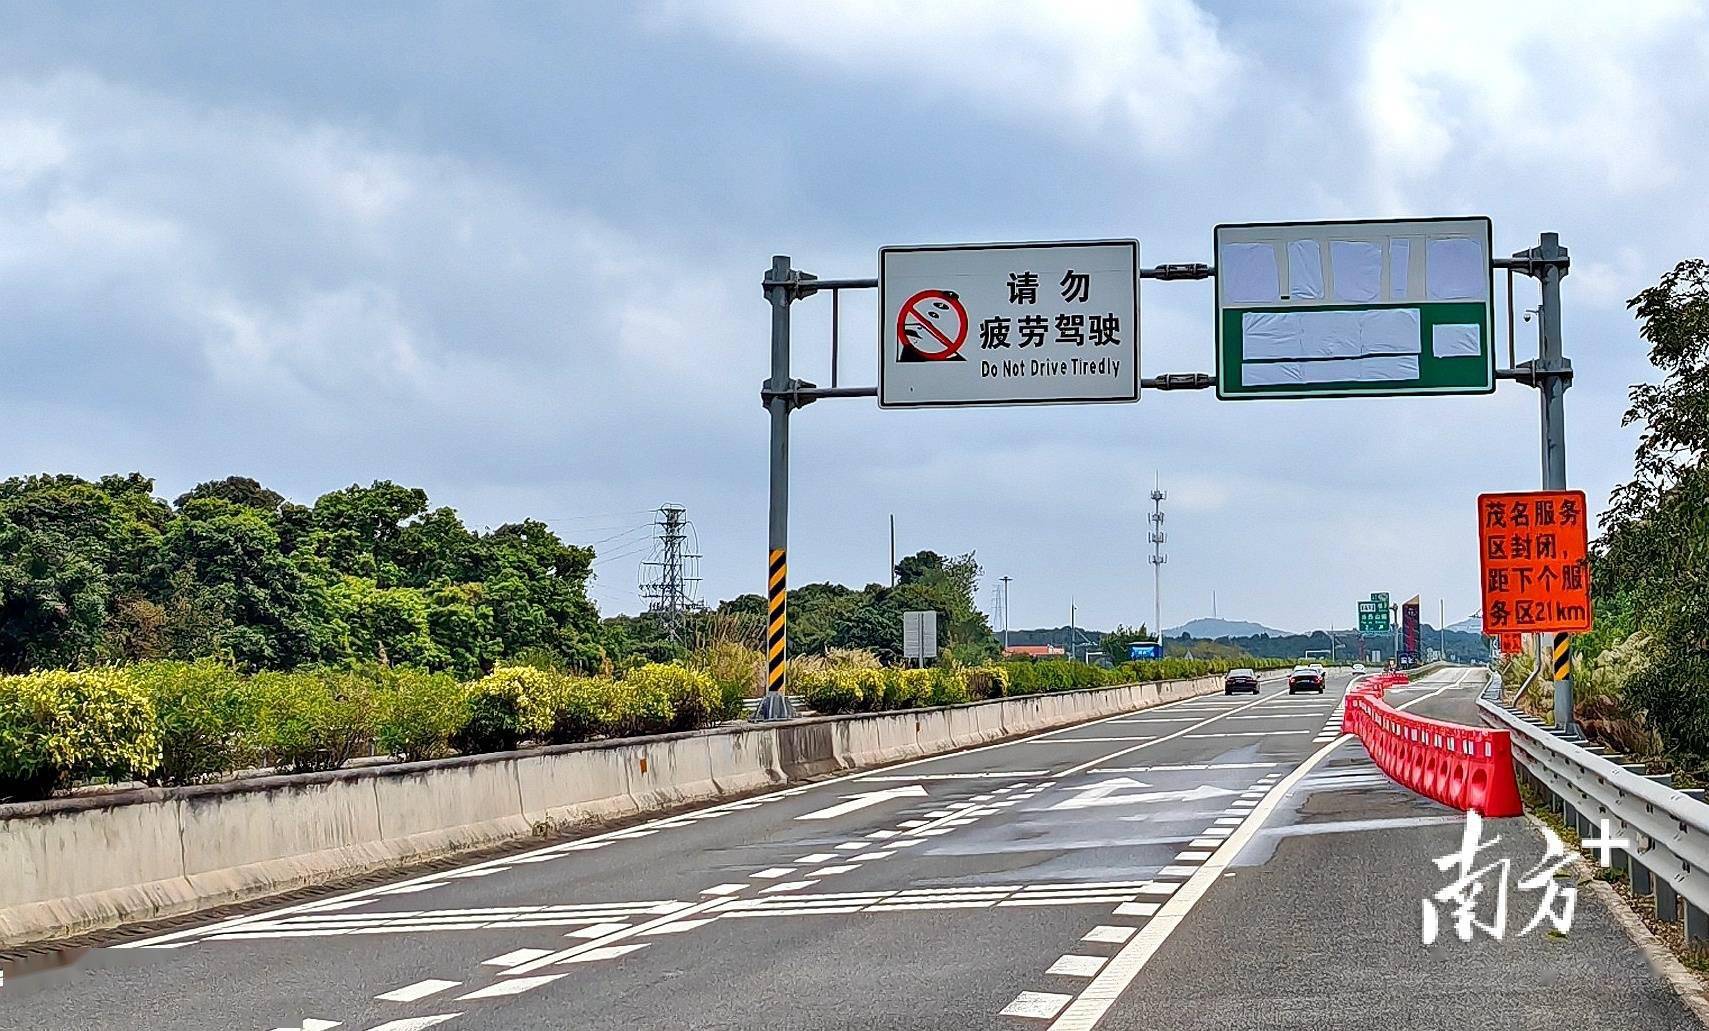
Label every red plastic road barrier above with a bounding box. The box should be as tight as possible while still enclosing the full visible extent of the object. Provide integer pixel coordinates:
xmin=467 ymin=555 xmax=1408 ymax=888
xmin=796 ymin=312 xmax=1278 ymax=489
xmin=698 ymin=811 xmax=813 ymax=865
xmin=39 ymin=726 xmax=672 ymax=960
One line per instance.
xmin=1341 ymin=675 xmax=1522 ymax=818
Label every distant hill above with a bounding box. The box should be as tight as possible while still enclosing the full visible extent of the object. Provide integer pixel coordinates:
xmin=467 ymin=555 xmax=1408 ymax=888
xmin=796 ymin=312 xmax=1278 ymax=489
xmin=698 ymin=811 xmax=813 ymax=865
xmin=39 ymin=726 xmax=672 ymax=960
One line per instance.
xmin=1164 ymin=617 xmax=1293 ymax=639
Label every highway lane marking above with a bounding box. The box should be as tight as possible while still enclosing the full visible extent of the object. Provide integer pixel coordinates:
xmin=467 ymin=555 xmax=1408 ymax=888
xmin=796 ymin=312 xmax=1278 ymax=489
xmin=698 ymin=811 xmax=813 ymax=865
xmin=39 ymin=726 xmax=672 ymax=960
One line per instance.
xmin=1003 ymin=991 xmax=1073 ymax=1019
xmin=119 ymin=683 xmax=1266 ymax=951
xmin=1083 ymin=925 xmax=1135 ymax=944
xmin=457 ymin=973 xmax=566 ymax=999
xmin=1048 ymin=955 xmax=1108 ymax=977
xmin=375 ymin=980 xmax=460 ymax=1003
xmin=1043 ymin=686 xmax=1359 ymax=1031
xmin=795 ymin=784 xmax=929 ymax=820
xmin=481 ymin=948 xmax=551 ymax=968
xmin=365 ymin=1018 xmax=460 ymax=1031
xmin=1180 ymin=730 xmax=1314 ymax=739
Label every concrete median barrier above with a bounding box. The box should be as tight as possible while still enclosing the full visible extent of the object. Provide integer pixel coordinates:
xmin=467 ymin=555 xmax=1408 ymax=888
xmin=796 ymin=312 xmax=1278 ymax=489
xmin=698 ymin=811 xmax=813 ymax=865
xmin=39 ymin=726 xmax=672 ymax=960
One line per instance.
xmin=0 ymin=670 xmax=1235 ymax=947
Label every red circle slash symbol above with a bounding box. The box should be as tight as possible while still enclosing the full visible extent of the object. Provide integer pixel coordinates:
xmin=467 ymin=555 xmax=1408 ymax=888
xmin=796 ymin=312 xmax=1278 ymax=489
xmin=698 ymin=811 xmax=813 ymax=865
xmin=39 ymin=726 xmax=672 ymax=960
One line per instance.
xmin=896 ymin=289 xmax=968 ymax=362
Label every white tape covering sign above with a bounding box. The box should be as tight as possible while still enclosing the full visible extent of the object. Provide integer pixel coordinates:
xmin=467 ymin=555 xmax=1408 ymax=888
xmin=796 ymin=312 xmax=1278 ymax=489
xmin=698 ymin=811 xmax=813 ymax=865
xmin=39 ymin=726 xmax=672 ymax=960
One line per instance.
xmin=1214 ymin=217 xmax=1495 ymax=399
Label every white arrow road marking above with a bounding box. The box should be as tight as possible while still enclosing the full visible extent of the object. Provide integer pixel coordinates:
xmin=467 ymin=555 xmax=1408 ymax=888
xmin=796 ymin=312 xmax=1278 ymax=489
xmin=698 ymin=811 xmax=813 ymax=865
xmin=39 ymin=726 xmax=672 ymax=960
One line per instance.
xmin=795 ymin=784 xmax=928 ymax=820
xmin=269 ymin=1021 xmax=340 ymax=1031
xmin=1048 ymin=781 xmax=1237 ymax=811
xmin=364 ymin=1017 xmax=459 ymax=1030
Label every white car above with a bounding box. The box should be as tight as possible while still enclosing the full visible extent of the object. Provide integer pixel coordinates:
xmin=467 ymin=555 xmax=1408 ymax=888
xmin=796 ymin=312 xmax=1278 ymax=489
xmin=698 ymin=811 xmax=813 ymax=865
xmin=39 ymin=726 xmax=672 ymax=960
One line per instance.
xmin=1352 ymin=663 xmax=1367 ymax=675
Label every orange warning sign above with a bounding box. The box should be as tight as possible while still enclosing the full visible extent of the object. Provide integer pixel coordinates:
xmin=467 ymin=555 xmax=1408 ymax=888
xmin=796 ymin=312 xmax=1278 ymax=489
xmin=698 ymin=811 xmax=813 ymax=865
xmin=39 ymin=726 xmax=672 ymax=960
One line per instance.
xmin=1498 ymin=632 xmax=1522 ymax=655
xmin=1477 ymin=490 xmax=1592 ymax=635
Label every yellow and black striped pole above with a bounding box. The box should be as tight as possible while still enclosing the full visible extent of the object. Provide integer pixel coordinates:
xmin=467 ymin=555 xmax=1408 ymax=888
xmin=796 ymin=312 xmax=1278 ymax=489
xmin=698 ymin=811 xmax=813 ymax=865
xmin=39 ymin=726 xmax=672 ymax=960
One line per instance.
xmin=1551 ymin=632 xmax=1572 ymax=684
xmin=766 ymin=548 xmax=787 ymax=695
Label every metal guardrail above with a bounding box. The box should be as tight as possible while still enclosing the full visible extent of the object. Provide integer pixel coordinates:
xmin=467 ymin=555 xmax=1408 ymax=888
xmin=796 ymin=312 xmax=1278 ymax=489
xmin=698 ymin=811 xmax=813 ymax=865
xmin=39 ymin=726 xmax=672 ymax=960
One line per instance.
xmin=1478 ymin=681 xmax=1709 ymax=942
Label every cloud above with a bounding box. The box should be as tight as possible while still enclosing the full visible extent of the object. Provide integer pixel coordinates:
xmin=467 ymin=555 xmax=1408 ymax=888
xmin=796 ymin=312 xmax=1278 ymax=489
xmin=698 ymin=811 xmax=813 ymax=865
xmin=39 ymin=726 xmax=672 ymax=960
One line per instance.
xmin=0 ymin=70 xmax=761 ymax=499
xmin=1359 ymin=1 xmax=1709 ymax=193
xmin=666 ymin=0 xmax=1243 ymax=154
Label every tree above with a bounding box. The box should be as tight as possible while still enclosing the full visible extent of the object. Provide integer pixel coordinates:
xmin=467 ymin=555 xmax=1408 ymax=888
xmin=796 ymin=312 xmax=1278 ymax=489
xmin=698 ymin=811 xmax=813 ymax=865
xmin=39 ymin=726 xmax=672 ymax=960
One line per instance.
xmin=174 ymin=476 xmax=284 ymax=513
xmin=1099 ymin=623 xmax=1153 ymax=663
xmin=1593 ymin=259 xmax=1709 ymax=766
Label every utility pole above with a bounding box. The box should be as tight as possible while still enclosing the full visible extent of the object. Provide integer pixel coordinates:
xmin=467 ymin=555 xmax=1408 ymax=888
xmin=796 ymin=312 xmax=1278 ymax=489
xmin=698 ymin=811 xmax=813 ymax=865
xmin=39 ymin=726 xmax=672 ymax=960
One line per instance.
xmin=757 ymin=255 xmax=797 ymax=721
xmin=1069 ymin=600 xmax=1077 ymax=662
xmin=1533 ymin=233 xmax=1574 ymax=732
xmin=639 ymin=503 xmax=701 ymax=639
xmin=889 ymin=514 xmax=896 ymax=589
xmin=1439 ymin=598 xmax=1445 ymax=661
xmin=1000 ymin=575 xmax=1012 ymax=653
xmin=1148 ymin=474 xmax=1167 ymax=644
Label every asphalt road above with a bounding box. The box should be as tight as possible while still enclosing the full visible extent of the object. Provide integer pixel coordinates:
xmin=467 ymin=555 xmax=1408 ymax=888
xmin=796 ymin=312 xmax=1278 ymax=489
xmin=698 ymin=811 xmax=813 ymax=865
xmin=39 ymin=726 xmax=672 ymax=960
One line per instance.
xmin=3 ymin=667 xmax=1697 ymax=1030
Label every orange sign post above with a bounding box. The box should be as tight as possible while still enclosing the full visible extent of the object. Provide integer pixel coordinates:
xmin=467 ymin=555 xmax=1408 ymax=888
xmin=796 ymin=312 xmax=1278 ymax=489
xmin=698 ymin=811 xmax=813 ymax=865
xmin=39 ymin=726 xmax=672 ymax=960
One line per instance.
xmin=1477 ymin=490 xmax=1592 ymax=634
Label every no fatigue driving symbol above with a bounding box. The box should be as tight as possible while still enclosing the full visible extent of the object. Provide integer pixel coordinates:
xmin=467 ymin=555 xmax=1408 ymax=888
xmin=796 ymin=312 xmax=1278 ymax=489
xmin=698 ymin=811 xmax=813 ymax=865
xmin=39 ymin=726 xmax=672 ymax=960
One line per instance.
xmin=896 ymin=289 xmax=968 ymax=362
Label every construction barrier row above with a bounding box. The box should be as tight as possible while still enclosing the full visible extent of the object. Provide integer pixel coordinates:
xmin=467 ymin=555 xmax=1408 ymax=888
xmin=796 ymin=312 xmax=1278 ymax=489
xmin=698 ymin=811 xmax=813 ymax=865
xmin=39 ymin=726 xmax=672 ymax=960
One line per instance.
xmin=1342 ymin=673 xmax=1522 ymax=817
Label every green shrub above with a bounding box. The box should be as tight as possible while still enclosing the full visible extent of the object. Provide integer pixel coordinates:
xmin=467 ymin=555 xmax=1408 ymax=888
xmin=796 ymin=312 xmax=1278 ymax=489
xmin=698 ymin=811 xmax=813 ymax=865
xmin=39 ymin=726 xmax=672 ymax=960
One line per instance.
xmin=453 ymin=666 xmax=554 ymax=754
xmin=964 ymin=665 xmax=1009 ymax=700
xmin=538 ymin=673 xmax=622 ymax=744
xmin=250 ymin=669 xmax=376 ymax=773
xmin=0 ymin=669 xmax=161 ymax=800
xmin=374 ymin=666 xmax=468 ymax=761
xmin=891 ymin=668 xmax=935 ymax=709
xmin=621 ymin=663 xmax=713 ymax=734
xmin=694 ymin=641 xmax=762 ymax=721
xmin=130 ymin=660 xmax=254 ymax=785
xmin=927 ymin=666 xmax=971 ymax=707
xmin=798 ymin=664 xmax=863 ymax=715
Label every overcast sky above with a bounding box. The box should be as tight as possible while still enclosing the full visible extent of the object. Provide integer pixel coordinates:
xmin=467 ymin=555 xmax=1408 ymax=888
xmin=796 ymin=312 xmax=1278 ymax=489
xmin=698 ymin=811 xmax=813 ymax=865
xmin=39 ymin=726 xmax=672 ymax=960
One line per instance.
xmin=0 ymin=2 xmax=1703 ymax=634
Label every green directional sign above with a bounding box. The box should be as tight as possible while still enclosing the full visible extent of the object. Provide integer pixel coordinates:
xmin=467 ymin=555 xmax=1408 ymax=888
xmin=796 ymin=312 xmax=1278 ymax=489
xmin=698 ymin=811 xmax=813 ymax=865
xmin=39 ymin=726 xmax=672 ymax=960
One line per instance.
xmin=1359 ymin=593 xmax=1392 ymax=634
xmin=1215 ymin=217 xmax=1495 ymax=400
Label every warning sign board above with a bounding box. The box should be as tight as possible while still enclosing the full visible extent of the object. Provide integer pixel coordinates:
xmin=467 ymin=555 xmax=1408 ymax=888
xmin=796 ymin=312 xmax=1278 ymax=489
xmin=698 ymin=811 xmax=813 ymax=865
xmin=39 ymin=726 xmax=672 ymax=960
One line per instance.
xmin=1498 ymin=632 xmax=1523 ymax=655
xmin=1477 ymin=490 xmax=1592 ymax=635
xmin=879 ymin=240 xmax=1139 ymax=408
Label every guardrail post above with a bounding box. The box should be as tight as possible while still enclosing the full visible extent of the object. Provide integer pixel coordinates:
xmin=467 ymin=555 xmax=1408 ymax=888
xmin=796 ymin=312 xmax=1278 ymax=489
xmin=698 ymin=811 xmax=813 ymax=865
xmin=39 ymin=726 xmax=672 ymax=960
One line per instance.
xmin=1687 ymin=901 xmax=1709 ymax=944
xmin=1657 ymin=878 xmax=1680 ymax=926
xmin=1631 ymin=857 xmax=1654 ymax=898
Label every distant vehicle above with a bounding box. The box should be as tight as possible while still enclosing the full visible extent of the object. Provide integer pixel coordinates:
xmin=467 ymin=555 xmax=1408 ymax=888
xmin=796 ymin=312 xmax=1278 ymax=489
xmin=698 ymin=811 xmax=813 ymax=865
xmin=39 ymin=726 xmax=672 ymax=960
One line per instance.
xmin=1288 ymin=664 xmax=1326 ymax=694
xmin=1223 ymin=667 xmax=1260 ymax=695
xmin=1309 ymin=662 xmax=1326 ymax=677
xmin=1351 ymin=663 xmax=1367 ymax=675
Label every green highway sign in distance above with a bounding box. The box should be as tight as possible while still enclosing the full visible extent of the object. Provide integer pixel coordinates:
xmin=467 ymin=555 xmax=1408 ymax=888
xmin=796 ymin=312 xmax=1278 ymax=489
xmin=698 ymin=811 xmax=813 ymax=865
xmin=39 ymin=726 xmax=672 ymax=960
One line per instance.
xmin=1214 ymin=217 xmax=1496 ymax=400
xmin=1359 ymin=593 xmax=1392 ymax=633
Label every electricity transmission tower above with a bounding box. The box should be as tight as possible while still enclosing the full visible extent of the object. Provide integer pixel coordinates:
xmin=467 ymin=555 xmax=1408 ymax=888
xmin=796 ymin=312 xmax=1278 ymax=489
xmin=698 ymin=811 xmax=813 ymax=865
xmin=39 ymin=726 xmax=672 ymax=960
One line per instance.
xmin=639 ymin=503 xmax=702 ymax=638
xmin=1148 ymin=475 xmax=1166 ymax=642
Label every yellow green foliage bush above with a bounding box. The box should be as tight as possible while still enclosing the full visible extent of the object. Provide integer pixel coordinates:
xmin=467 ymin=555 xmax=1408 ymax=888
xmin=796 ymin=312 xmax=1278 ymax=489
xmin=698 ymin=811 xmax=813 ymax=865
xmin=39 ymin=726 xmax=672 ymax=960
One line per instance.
xmin=0 ymin=669 xmax=160 ymax=800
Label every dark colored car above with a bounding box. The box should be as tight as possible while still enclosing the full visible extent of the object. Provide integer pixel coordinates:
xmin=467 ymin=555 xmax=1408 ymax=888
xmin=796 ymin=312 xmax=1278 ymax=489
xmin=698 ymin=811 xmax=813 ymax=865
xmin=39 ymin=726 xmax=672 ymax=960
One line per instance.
xmin=1287 ymin=665 xmax=1326 ymax=694
xmin=1224 ymin=667 xmax=1260 ymax=694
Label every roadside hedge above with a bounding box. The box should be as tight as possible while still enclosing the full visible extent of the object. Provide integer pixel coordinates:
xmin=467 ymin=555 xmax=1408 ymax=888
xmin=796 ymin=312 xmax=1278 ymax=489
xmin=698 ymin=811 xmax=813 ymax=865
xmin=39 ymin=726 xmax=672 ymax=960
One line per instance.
xmin=0 ymin=653 xmax=1297 ymax=802
xmin=0 ymin=660 xmax=743 ymax=802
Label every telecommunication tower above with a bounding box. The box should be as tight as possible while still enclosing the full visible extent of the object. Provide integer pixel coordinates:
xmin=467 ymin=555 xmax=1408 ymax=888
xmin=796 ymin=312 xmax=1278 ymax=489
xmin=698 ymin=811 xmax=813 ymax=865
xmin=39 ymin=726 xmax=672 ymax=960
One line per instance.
xmin=1148 ymin=475 xmax=1167 ymax=641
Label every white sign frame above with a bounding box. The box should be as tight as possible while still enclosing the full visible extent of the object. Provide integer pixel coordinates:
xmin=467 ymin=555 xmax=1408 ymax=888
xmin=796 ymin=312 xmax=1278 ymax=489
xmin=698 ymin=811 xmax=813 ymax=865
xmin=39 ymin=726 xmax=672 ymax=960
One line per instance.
xmin=1213 ymin=216 xmax=1495 ymax=400
xmin=879 ymin=239 xmax=1140 ymax=409
xmin=902 ymin=610 xmax=938 ymax=661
